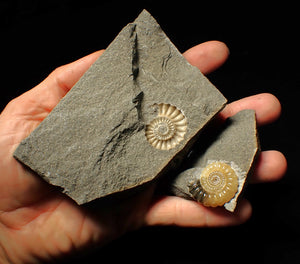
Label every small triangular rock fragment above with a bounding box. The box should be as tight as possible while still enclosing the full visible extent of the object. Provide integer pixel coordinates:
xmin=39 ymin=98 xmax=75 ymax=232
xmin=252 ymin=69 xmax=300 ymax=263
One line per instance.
xmin=13 ymin=10 xmax=227 ymax=204
xmin=171 ymin=110 xmax=260 ymax=212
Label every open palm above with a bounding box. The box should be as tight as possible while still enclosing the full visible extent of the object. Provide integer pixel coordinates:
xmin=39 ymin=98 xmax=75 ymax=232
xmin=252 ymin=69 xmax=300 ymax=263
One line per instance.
xmin=0 ymin=41 xmax=287 ymax=263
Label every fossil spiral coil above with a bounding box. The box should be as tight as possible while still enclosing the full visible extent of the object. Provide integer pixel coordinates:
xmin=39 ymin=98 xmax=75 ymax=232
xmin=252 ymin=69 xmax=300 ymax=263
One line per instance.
xmin=188 ymin=161 xmax=239 ymax=207
xmin=145 ymin=103 xmax=187 ymax=150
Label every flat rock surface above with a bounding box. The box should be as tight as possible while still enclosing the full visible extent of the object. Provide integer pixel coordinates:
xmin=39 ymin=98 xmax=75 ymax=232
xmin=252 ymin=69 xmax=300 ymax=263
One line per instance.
xmin=13 ymin=10 xmax=227 ymax=204
xmin=171 ymin=109 xmax=259 ymax=211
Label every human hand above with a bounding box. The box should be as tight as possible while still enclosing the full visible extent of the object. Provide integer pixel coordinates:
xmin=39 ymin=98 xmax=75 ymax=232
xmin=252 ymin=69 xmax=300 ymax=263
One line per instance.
xmin=0 ymin=41 xmax=287 ymax=263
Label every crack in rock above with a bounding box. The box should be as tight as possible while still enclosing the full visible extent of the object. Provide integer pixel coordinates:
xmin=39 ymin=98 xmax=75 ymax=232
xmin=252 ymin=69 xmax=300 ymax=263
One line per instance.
xmin=96 ymin=106 xmax=144 ymax=170
xmin=97 ymin=26 xmax=145 ymax=170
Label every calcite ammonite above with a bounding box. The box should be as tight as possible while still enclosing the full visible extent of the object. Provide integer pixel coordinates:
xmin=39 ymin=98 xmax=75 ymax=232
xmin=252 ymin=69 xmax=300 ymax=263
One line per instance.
xmin=145 ymin=103 xmax=187 ymax=150
xmin=188 ymin=161 xmax=240 ymax=207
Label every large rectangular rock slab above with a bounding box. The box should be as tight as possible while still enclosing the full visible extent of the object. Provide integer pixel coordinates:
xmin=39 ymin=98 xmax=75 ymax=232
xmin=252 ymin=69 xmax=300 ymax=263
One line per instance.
xmin=13 ymin=10 xmax=227 ymax=204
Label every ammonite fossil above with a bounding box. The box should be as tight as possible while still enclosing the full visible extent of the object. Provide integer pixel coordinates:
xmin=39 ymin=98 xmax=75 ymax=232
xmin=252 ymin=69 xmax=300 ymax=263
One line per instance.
xmin=188 ymin=161 xmax=239 ymax=207
xmin=145 ymin=103 xmax=187 ymax=150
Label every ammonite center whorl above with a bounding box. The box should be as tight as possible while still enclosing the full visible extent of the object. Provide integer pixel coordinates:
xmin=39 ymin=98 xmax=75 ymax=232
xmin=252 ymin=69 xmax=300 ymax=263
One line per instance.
xmin=189 ymin=161 xmax=239 ymax=207
xmin=152 ymin=116 xmax=176 ymax=141
xmin=145 ymin=103 xmax=187 ymax=150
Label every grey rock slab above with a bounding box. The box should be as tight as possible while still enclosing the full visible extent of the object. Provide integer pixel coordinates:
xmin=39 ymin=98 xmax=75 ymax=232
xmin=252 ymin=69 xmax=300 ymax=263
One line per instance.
xmin=171 ymin=109 xmax=260 ymax=212
xmin=13 ymin=10 xmax=227 ymax=205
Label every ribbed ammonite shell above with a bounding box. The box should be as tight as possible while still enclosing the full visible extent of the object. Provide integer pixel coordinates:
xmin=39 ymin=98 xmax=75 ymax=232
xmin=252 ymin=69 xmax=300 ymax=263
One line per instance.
xmin=188 ymin=161 xmax=239 ymax=207
xmin=145 ymin=103 xmax=187 ymax=150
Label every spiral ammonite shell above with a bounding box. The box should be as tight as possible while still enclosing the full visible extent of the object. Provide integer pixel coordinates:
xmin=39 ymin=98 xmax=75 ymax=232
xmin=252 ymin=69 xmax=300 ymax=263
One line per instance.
xmin=188 ymin=161 xmax=239 ymax=207
xmin=145 ymin=103 xmax=187 ymax=150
